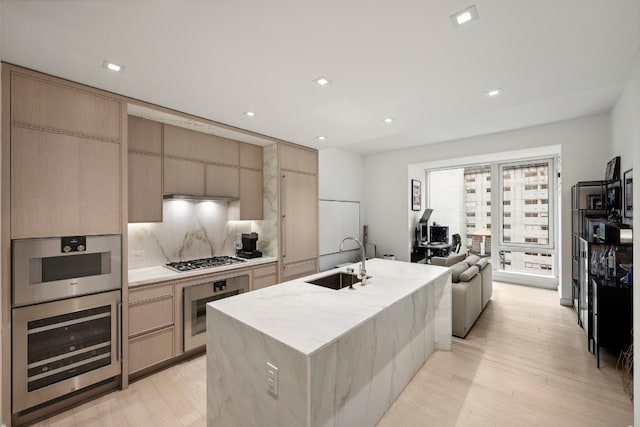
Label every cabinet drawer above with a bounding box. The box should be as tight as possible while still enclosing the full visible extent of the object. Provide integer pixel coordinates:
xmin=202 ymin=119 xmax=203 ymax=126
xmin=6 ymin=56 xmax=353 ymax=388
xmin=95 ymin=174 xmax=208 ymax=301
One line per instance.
xmin=253 ymin=275 xmax=277 ymax=290
xmin=129 ymin=296 xmax=174 ymax=337
xmin=129 ymin=282 xmax=173 ymax=304
xmin=254 ymin=264 xmax=277 ymax=278
xmin=12 ymin=72 xmax=121 ymax=141
xmin=129 ymin=326 xmax=175 ymax=374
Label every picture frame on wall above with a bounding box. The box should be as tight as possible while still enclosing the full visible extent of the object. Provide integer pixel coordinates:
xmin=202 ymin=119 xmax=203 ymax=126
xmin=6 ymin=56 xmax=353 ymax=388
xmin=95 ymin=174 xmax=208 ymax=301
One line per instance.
xmin=411 ymin=179 xmax=421 ymax=211
xmin=605 ymin=156 xmax=621 ymax=181
xmin=624 ymin=169 xmax=632 ymax=218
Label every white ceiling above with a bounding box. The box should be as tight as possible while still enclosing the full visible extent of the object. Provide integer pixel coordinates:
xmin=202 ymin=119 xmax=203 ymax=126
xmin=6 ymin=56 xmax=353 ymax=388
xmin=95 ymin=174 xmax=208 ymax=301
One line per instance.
xmin=1 ymin=0 xmax=639 ymax=155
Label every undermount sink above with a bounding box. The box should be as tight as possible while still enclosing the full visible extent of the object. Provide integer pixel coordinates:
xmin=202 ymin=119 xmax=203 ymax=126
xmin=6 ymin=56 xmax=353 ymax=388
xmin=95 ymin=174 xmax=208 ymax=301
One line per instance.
xmin=305 ymin=272 xmax=361 ymax=290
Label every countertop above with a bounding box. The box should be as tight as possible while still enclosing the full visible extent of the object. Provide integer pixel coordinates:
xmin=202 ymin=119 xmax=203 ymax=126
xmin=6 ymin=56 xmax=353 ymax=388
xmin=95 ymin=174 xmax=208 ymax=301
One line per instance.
xmin=208 ymin=258 xmax=449 ymax=355
xmin=128 ymin=256 xmax=278 ymax=287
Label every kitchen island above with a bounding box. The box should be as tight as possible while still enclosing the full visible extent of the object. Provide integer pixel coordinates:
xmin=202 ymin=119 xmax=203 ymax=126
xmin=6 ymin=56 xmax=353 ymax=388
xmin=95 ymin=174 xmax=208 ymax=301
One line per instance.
xmin=206 ymin=258 xmax=452 ymax=427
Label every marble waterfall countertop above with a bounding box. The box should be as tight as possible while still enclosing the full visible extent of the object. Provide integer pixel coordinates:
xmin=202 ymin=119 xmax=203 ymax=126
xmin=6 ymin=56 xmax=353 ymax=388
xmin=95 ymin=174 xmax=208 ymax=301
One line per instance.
xmin=127 ymin=256 xmax=277 ymax=287
xmin=207 ymin=258 xmax=452 ymax=427
xmin=209 ymin=258 xmax=450 ymax=355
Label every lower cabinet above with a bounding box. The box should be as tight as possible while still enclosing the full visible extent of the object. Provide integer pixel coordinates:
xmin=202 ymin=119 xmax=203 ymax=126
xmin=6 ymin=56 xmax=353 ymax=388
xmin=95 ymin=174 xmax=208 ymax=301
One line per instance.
xmin=129 ymin=327 xmax=175 ymax=374
xmin=128 ymin=282 xmax=176 ymax=375
xmin=252 ymin=263 xmax=278 ymax=290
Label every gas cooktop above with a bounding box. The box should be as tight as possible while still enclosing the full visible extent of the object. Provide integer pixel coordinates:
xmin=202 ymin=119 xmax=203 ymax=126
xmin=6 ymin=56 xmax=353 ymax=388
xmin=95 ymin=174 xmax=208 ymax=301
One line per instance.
xmin=164 ymin=256 xmax=246 ymax=272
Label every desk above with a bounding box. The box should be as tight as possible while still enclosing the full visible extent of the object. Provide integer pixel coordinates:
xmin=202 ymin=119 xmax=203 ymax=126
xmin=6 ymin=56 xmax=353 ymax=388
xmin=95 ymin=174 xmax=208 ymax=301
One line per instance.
xmin=416 ymin=241 xmax=451 ymax=263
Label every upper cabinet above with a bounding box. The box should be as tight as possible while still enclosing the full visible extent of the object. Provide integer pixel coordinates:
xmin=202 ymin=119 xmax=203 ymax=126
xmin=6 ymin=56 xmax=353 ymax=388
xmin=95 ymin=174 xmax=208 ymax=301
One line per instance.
xmin=11 ymin=73 xmax=121 ymax=141
xmin=229 ymin=144 xmax=263 ymax=221
xmin=279 ymin=143 xmax=317 ymax=175
xmin=164 ymin=125 xmax=239 ymax=166
xmin=128 ymin=116 xmax=163 ymax=223
xmin=9 ymin=69 xmax=123 ymax=238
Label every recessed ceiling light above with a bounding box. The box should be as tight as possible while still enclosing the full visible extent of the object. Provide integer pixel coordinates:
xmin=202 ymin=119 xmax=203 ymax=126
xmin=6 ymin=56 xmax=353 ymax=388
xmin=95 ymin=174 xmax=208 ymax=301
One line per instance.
xmin=313 ymin=76 xmax=331 ymax=86
xmin=486 ymin=88 xmax=503 ymax=97
xmin=450 ymin=5 xmax=478 ymax=28
xmin=102 ymin=60 xmax=124 ymax=73
xmin=316 ymin=136 xmax=326 ymax=141
xmin=244 ymin=111 xmax=256 ymax=117
xmin=383 ymin=118 xmax=394 ymax=123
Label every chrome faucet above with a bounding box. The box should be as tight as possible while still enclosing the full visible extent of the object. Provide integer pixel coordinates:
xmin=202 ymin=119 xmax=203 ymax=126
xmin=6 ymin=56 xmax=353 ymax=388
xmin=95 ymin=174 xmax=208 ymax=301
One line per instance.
xmin=340 ymin=237 xmax=369 ymax=285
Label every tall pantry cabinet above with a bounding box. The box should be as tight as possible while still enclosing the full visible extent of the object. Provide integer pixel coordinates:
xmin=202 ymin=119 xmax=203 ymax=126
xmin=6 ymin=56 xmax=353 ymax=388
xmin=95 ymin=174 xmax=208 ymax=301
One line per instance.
xmin=278 ymin=143 xmax=319 ymax=281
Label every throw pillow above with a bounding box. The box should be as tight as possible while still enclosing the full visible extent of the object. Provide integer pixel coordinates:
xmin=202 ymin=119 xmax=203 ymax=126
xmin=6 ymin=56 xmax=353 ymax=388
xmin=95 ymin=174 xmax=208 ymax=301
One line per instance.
xmin=466 ymin=254 xmax=481 ymax=265
xmin=475 ymin=258 xmax=488 ymax=269
xmin=459 ymin=265 xmax=480 ymax=282
xmin=450 ymin=262 xmax=469 ymax=283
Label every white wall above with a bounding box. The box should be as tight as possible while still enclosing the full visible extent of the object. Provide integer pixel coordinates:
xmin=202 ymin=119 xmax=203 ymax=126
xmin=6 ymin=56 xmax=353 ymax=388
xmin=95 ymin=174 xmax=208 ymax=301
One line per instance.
xmin=318 ymin=148 xmax=365 ymax=270
xmin=364 ymin=114 xmax=612 ymax=303
xmin=427 ymin=169 xmax=465 ymax=243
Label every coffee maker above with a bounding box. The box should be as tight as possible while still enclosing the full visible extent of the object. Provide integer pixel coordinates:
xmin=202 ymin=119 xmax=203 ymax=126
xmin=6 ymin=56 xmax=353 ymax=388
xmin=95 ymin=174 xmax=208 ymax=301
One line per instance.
xmin=237 ymin=232 xmax=262 ymax=259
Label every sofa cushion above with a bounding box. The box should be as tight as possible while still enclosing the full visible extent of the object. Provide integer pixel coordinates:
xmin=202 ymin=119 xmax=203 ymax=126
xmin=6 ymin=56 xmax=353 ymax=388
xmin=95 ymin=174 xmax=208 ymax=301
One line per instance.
xmin=450 ymin=262 xmax=469 ymax=282
xmin=459 ymin=265 xmax=480 ymax=282
xmin=466 ymin=254 xmax=481 ymax=265
xmin=474 ymin=258 xmax=488 ymax=270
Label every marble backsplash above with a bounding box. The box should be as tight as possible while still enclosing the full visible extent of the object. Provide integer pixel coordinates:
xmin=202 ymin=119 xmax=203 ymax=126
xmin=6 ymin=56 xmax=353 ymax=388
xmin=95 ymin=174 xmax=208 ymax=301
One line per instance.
xmin=128 ymin=143 xmax=279 ymax=270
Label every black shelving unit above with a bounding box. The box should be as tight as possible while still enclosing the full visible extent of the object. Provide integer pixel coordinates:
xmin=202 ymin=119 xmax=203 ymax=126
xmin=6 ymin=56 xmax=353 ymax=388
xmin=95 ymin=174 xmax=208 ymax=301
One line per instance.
xmin=571 ymin=179 xmax=632 ymax=367
xmin=571 ymin=181 xmax=608 ymax=325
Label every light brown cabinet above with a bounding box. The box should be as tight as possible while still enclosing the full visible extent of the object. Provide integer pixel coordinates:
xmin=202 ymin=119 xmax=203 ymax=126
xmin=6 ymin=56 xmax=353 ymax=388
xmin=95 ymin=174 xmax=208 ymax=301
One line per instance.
xmin=205 ymin=164 xmax=239 ymax=198
xmin=128 ymin=115 xmax=162 ymax=154
xmin=240 ymin=143 xmax=264 ymax=169
xmin=279 ymin=144 xmax=319 ymax=281
xmin=164 ymin=157 xmax=205 ymax=196
xmin=11 ymin=126 xmax=121 ymax=238
xmin=128 ymin=116 xmax=163 ymax=223
xmin=280 ymin=143 xmax=317 ymax=175
xmin=9 ymin=70 xmax=123 ymax=239
xmin=11 ymin=72 xmax=121 ymax=141
xmin=252 ymin=263 xmax=278 ymax=290
xmin=230 ymin=168 xmax=263 ymax=220
xmin=128 ymin=282 xmax=175 ymax=375
xmin=164 ymin=124 xmax=239 ymax=165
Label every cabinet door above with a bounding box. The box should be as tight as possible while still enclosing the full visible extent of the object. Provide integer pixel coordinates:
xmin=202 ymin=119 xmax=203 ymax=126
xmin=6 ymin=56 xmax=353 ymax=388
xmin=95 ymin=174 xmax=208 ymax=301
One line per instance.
xmin=240 ymin=143 xmax=263 ymax=169
xmin=164 ymin=157 xmax=205 ymax=196
xmin=128 ymin=115 xmax=162 ymax=154
xmin=205 ymin=164 xmax=239 ymax=198
xmin=281 ymin=171 xmax=318 ymax=264
xmin=12 ymin=72 xmax=121 ymax=141
xmin=129 ymin=152 xmax=162 ymax=222
xmin=229 ymin=168 xmax=263 ymax=220
xmin=164 ymin=124 xmax=239 ymax=165
xmin=279 ymin=144 xmax=317 ymax=174
xmin=11 ymin=126 xmax=121 ymax=238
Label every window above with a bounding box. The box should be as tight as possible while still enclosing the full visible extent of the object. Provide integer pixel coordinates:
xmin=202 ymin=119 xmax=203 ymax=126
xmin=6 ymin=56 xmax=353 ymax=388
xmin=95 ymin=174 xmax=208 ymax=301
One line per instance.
xmin=466 ymin=189 xmax=476 ymax=194
xmin=525 ymin=200 xmax=537 ymax=205
xmin=525 ymin=212 xmax=539 ymax=217
xmin=525 ymin=237 xmax=539 ymax=243
xmin=503 ymin=200 xmax=511 ymax=205
xmin=503 ymin=224 xmax=511 ymax=229
xmin=486 ymin=201 xmax=491 ymax=206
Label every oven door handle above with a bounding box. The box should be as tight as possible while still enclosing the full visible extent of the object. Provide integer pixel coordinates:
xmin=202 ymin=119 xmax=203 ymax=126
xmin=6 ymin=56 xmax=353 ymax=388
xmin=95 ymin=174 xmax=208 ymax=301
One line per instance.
xmin=116 ymin=301 xmax=122 ymax=363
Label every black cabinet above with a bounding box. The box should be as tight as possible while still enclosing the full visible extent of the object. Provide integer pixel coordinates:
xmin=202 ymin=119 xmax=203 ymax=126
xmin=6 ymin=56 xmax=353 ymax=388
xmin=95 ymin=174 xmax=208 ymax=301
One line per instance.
xmin=591 ymin=278 xmax=633 ymax=367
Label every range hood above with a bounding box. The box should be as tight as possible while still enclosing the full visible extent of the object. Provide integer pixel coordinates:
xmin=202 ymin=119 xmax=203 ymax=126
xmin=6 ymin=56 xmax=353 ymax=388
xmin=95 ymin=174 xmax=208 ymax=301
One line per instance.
xmin=163 ymin=194 xmax=239 ymax=202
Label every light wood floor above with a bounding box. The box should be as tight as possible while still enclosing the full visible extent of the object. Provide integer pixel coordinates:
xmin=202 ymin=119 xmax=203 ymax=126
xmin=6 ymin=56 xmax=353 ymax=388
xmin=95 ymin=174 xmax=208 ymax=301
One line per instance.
xmin=31 ymin=282 xmax=633 ymax=426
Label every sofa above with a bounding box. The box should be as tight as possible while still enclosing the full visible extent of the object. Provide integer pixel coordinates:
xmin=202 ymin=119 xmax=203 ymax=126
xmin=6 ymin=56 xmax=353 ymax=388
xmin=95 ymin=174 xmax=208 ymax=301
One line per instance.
xmin=431 ymin=253 xmax=493 ymax=337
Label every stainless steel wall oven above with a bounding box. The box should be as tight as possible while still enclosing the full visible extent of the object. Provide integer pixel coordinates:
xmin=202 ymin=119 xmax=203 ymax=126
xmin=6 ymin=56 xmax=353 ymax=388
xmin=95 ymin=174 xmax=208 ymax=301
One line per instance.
xmin=12 ymin=235 xmax=121 ymax=307
xmin=183 ymin=274 xmax=249 ymax=352
xmin=11 ymin=235 xmax=122 ymax=414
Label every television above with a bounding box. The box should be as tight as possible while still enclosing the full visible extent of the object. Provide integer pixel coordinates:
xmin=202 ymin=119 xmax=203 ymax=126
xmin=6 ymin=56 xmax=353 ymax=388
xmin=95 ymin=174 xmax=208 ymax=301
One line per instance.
xmin=429 ymin=225 xmax=449 ymax=244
